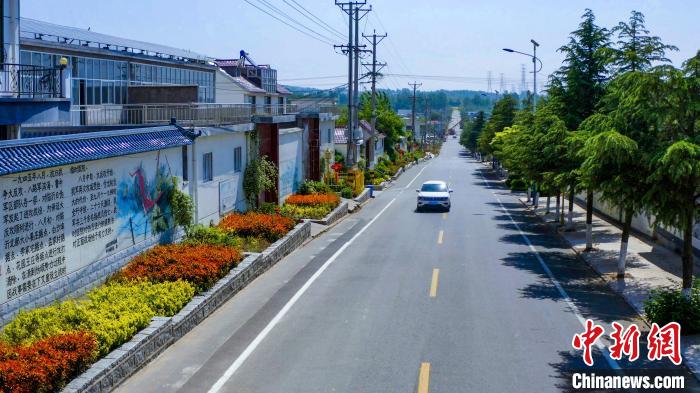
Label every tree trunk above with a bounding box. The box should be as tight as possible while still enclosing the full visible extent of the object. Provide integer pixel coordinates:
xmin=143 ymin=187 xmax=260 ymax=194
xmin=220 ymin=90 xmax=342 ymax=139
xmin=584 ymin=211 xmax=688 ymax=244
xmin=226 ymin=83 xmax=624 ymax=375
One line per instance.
xmin=682 ymin=210 xmax=694 ymax=292
xmin=546 ymin=196 xmax=551 ymax=214
xmin=566 ymin=189 xmax=575 ymax=230
xmin=585 ymin=189 xmax=594 ymax=251
xmin=559 ymin=193 xmax=565 ymax=225
xmin=618 ymin=207 xmax=633 ymax=279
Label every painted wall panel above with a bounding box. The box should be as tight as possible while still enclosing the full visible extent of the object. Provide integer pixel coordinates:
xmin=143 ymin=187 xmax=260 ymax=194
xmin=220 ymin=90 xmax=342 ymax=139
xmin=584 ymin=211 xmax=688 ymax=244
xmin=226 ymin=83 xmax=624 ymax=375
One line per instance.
xmin=278 ymin=128 xmax=303 ymax=203
xmin=0 ymin=147 xmax=182 ymax=304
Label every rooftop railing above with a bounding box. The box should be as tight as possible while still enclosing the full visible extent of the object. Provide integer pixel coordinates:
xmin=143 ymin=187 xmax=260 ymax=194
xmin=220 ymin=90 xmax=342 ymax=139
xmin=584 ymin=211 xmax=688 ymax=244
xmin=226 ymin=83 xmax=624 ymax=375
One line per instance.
xmin=30 ymin=102 xmax=300 ymax=128
xmin=0 ymin=63 xmax=63 ymax=98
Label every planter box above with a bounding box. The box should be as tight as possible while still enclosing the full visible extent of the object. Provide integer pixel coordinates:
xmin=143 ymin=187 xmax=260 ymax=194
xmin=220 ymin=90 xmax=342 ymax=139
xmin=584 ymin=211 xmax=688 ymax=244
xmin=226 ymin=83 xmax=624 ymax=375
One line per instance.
xmin=311 ymin=201 xmax=348 ymax=226
xmin=354 ymin=188 xmax=371 ymax=204
xmin=63 ymin=221 xmax=311 ymax=393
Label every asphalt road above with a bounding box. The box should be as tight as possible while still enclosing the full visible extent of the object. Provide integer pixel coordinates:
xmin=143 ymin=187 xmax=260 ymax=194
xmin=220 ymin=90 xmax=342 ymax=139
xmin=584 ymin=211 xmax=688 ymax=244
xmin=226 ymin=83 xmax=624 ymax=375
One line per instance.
xmin=118 ymin=113 xmax=699 ymax=393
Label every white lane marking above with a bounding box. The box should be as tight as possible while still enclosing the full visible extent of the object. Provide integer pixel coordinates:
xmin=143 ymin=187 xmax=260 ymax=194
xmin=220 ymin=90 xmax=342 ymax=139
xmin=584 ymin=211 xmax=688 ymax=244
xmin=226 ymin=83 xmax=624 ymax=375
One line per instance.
xmin=405 ymin=164 xmax=430 ymax=189
xmin=207 ymin=197 xmax=398 ymax=393
xmin=477 ymin=169 xmax=621 ymax=371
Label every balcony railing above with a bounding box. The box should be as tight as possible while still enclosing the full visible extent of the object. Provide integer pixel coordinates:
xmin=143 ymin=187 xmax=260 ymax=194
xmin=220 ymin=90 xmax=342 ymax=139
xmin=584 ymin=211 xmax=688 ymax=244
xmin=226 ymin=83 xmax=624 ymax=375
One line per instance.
xmin=252 ymin=103 xmax=298 ymax=116
xmin=295 ymin=102 xmax=339 ymax=115
xmin=0 ymin=63 xmax=63 ymax=98
xmin=30 ymin=102 xmax=300 ymax=128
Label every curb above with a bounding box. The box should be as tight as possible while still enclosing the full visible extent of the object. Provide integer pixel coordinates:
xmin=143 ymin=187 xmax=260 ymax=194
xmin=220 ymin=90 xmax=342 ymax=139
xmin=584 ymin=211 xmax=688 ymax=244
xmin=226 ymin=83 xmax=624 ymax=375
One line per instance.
xmin=310 ymin=201 xmax=349 ymax=226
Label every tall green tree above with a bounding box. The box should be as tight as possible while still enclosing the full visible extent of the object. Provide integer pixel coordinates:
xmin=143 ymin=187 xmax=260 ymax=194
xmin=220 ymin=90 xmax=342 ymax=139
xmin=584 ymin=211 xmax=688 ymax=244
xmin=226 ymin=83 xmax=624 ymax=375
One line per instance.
xmin=609 ymin=10 xmax=678 ymax=75
xmin=646 ymin=52 xmax=700 ymax=292
xmin=577 ymin=11 xmax=678 ymax=273
xmin=548 ymin=9 xmax=611 ymax=131
xmin=358 ymin=91 xmax=406 ymax=160
xmin=477 ymin=95 xmax=518 ymax=156
xmin=547 ymin=9 xmax=611 ymax=245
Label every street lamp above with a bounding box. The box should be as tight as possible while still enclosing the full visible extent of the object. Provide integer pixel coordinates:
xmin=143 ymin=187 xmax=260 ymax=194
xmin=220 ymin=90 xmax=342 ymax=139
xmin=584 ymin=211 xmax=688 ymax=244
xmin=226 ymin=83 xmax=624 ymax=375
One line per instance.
xmin=502 ymin=40 xmax=542 ymax=111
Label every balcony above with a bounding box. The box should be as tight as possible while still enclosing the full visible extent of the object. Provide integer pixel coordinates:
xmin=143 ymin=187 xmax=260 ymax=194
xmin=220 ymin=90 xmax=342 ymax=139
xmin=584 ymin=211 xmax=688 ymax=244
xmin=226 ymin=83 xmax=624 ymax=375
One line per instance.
xmin=0 ymin=63 xmax=63 ymax=98
xmin=0 ymin=63 xmax=70 ymax=129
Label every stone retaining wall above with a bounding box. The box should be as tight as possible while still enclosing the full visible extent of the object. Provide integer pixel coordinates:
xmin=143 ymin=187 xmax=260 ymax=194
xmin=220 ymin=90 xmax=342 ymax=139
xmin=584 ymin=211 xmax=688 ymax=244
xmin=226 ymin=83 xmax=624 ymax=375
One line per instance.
xmin=63 ymin=221 xmax=311 ymax=393
xmin=311 ymin=201 xmax=348 ymax=226
xmin=354 ymin=188 xmax=371 ymax=204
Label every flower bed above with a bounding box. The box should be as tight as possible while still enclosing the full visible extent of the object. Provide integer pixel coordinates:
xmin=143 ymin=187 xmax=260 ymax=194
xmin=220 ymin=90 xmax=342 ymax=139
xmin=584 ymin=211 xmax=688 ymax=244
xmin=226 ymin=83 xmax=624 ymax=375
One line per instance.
xmin=0 ymin=331 xmax=97 ymax=393
xmin=281 ymin=193 xmax=341 ymax=219
xmin=218 ymin=212 xmax=296 ymax=242
xmin=285 ymin=193 xmax=340 ymax=208
xmin=2 ymin=280 xmax=195 ymax=356
xmin=113 ymin=244 xmax=241 ymax=292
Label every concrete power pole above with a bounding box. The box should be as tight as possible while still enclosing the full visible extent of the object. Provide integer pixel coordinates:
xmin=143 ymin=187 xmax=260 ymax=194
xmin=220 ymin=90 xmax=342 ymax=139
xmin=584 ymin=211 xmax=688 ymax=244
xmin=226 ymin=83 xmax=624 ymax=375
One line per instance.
xmin=362 ymin=30 xmax=387 ymax=163
xmin=335 ymin=1 xmax=369 ymax=167
xmin=408 ymin=82 xmax=421 ymax=151
xmin=352 ymin=3 xmax=370 ymax=166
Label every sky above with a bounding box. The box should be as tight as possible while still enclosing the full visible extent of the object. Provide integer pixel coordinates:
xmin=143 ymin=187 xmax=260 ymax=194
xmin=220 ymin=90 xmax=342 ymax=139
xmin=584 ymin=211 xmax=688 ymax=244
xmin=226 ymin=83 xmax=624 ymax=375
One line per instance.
xmin=22 ymin=0 xmax=700 ymax=92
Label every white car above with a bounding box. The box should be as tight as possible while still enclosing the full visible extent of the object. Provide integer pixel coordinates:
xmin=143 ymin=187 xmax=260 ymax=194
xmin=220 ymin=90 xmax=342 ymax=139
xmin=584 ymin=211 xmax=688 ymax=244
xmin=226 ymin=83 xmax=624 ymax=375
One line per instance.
xmin=416 ymin=180 xmax=452 ymax=211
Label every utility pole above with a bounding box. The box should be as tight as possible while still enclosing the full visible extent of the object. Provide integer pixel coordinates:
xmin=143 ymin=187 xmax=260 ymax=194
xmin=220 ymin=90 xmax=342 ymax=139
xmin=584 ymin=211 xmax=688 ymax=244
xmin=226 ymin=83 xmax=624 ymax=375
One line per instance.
xmin=408 ymin=82 xmax=421 ymax=152
xmin=335 ymin=1 xmax=369 ymax=167
xmin=352 ymin=3 xmax=370 ymax=166
xmin=424 ymin=97 xmax=431 ymax=150
xmin=362 ymin=29 xmax=387 ymax=163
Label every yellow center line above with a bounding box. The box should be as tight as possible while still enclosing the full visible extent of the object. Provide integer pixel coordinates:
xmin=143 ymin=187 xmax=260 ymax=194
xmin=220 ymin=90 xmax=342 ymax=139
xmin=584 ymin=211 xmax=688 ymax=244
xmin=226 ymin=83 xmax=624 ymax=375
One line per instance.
xmin=418 ymin=362 xmax=431 ymax=393
xmin=429 ymin=268 xmax=439 ymax=298
xmin=442 ymin=213 xmax=447 ymax=220
xmin=437 ymin=230 xmax=444 ymax=244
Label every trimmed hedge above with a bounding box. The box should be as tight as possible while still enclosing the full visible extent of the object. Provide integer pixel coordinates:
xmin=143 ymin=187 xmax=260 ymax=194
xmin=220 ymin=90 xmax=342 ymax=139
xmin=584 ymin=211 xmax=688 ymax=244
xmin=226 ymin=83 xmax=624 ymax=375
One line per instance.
xmin=0 ymin=331 xmax=97 ymax=393
xmin=279 ymin=204 xmax=330 ymax=220
xmin=218 ymin=212 xmax=295 ymax=242
xmin=1 ymin=280 xmax=195 ymax=356
xmin=114 ymin=244 xmax=240 ymax=292
xmin=285 ymin=193 xmax=340 ymax=209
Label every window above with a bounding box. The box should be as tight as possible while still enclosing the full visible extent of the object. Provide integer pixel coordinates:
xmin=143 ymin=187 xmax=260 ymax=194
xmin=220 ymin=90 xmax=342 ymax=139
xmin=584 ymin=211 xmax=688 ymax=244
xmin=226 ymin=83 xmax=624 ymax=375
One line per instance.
xmin=420 ymin=183 xmax=447 ymax=192
xmin=234 ymin=147 xmax=242 ymax=173
xmin=203 ymin=152 xmax=213 ymax=182
xmin=182 ymin=146 xmax=189 ymax=181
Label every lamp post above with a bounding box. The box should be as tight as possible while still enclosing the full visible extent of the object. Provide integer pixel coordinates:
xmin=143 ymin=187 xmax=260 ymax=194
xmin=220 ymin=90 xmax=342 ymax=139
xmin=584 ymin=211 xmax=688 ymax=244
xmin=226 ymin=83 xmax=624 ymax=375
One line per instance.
xmin=502 ymin=40 xmax=542 ymax=112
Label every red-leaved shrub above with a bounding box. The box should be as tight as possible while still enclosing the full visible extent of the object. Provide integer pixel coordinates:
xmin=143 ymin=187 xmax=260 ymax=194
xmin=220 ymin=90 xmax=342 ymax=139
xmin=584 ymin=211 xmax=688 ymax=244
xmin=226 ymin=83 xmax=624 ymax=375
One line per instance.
xmin=285 ymin=193 xmax=340 ymax=208
xmin=0 ymin=331 xmax=97 ymax=393
xmin=218 ymin=212 xmax=295 ymax=241
xmin=113 ymin=244 xmax=240 ymax=291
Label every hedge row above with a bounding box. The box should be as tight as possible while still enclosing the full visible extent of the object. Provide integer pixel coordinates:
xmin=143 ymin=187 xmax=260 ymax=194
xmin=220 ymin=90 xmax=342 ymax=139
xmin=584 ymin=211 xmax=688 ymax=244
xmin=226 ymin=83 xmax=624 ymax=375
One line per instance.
xmin=218 ymin=212 xmax=295 ymax=242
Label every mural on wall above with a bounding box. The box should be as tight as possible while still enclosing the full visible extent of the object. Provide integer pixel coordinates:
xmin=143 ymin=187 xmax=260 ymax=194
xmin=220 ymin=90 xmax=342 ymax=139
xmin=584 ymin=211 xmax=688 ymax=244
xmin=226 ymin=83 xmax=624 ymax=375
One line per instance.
xmin=0 ymin=148 xmax=182 ymax=304
xmin=116 ymin=153 xmax=175 ymax=245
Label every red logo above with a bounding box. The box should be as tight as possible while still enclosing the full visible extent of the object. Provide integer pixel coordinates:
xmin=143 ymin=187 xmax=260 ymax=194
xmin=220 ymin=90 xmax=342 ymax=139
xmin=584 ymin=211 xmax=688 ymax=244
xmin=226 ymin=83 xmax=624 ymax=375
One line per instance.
xmin=609 ymin=322 xmax=641 ymax=362
xmin=572 ymin=320 xmax=682 ymax=366
xmin=572 ymin=319 xmax=605 ymax=366
xmin=648 ymin=322 xmax=682 ymax=365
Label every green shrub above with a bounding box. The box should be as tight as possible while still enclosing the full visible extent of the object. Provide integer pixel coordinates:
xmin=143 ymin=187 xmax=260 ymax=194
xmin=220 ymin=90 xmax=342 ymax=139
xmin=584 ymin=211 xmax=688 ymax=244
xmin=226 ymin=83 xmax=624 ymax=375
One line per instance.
xmin=644 ymin=286 xmax=700 ymax=334
xmin=1 ymin=280 xmax=195 ymax=355
xmin=509 ymin=178 xmax=528 ymax=191
xmin=341 ymin=187 xmax=353 ymax=199
xmin=184 ymin=224 xmax=239 ymax=248
xmin=298 ymin=180 xmax=333 ymax=195
xmin=279 ymin=204 xmax=331 ymax=219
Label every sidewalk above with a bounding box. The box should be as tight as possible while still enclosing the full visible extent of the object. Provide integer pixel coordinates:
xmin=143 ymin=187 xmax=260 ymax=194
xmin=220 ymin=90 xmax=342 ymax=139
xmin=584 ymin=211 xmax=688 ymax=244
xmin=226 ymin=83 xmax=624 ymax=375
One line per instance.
xmin=517 ymin=195 xmax=700 ymax=380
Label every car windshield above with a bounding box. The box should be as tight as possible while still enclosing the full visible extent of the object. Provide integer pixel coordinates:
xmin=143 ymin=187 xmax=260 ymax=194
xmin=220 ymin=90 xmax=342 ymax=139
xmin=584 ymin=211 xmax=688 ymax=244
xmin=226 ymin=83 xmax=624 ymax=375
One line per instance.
xmin=421 ymin=183 xmax=447 ymax=192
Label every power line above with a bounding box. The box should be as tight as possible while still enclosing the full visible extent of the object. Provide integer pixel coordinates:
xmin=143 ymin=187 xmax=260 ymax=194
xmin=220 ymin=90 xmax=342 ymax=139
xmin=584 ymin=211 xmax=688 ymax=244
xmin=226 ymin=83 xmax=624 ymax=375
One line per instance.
xmin=257 ymin=0 xmax=340 ymax=44
xmin=243 ymin=0 xmax=337 ymax=46
xmin=282 ymin=0 xmax=346 ymax=40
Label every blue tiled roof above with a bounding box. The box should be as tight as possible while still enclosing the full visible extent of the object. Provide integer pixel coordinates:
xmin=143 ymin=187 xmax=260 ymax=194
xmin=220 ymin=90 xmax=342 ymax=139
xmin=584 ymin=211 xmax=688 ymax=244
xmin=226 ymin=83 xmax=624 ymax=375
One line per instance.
xmin=0 ymin=126 xmax=192 ymax=176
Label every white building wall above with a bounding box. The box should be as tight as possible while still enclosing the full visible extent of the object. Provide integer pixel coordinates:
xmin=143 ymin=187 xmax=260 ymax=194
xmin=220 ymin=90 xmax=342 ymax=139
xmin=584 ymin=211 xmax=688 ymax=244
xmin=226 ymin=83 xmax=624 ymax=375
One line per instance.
xmin=278 ymin=127 xmax=303 ymax=203
xmin=194 ymin=129 xmax=247 ymax=225
xmin=214 ymin=70 xmax=246 ymax=104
